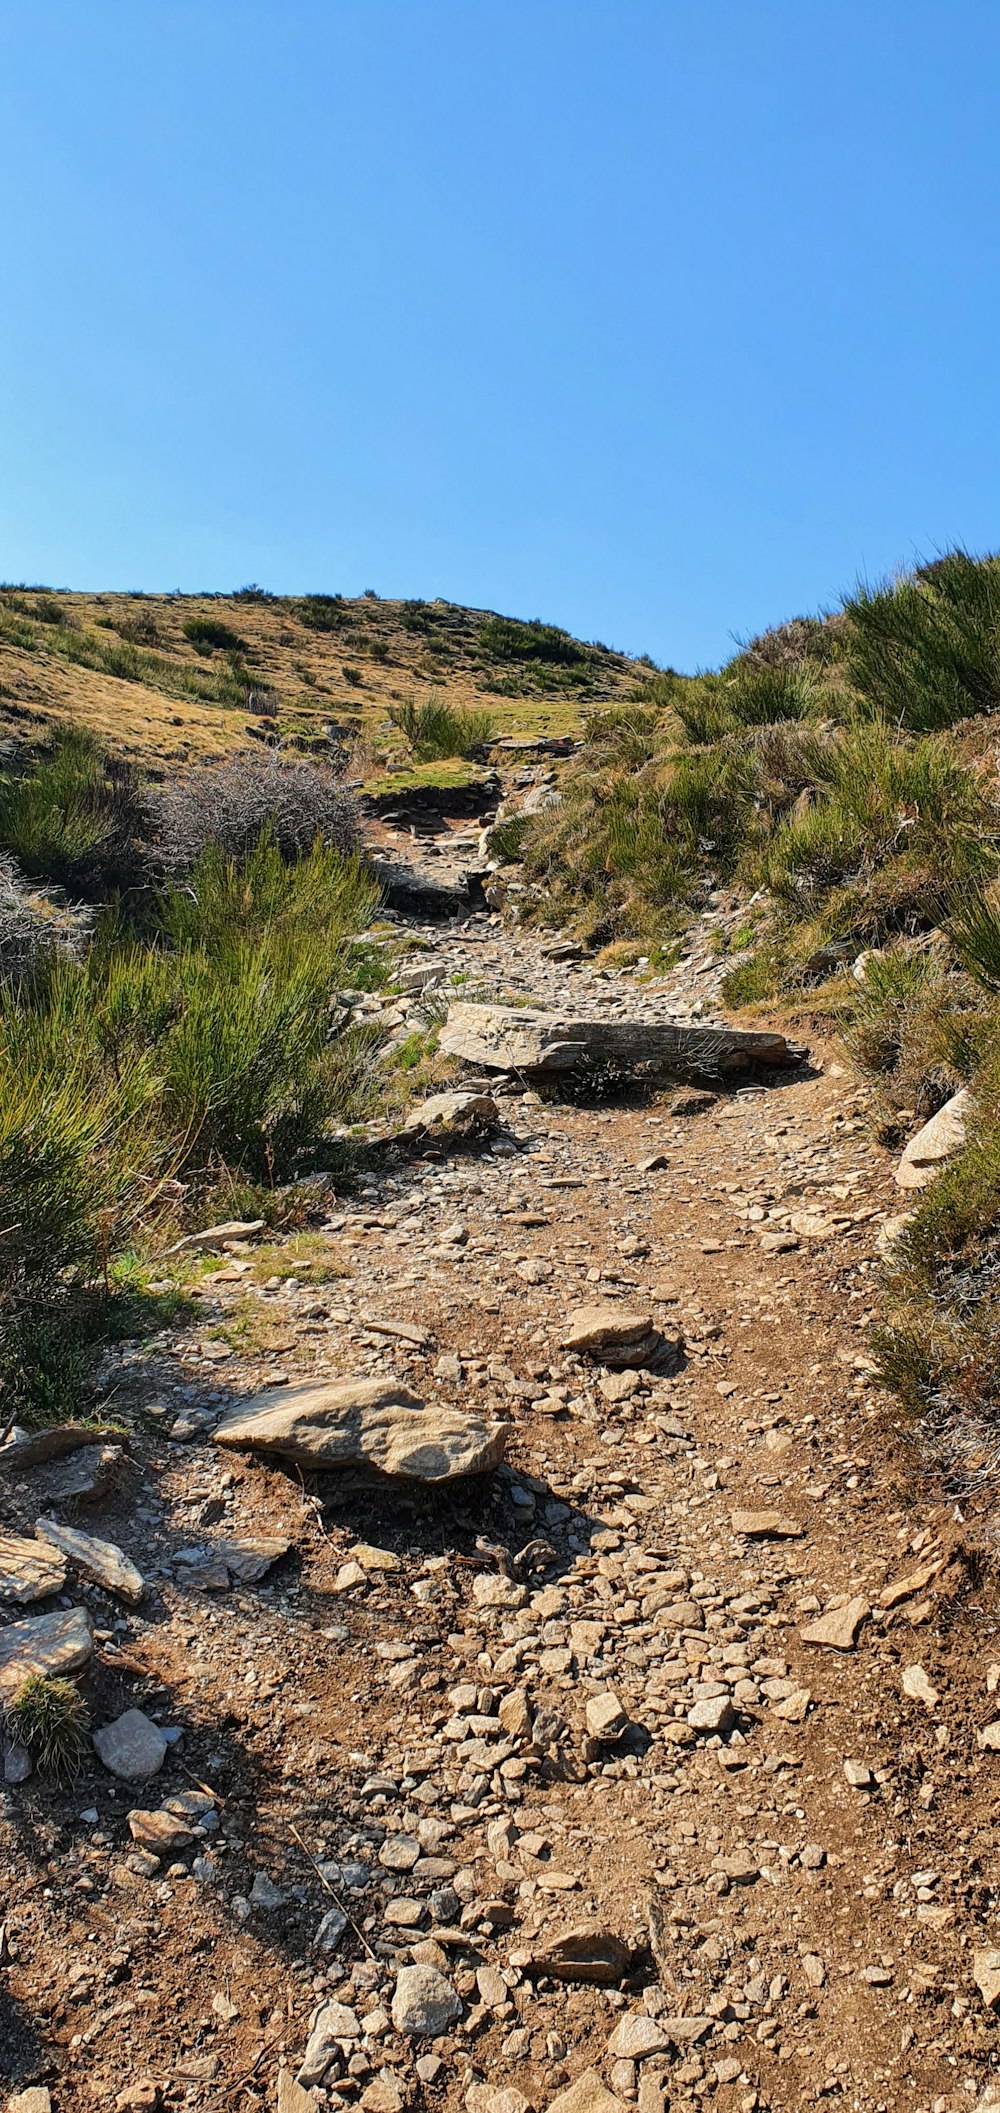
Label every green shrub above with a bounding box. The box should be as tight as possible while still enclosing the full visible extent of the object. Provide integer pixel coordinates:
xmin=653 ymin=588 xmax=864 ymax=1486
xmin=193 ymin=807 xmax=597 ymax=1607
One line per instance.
xmin=297 ymin=594 xmax=345 ymax=631
xmin=844 ymin=550 xmax=1000 ymax=730
xmin=0 ymin=725 xmax=148 ymax=896
xmin=182 ymin=615 xmax=246 ymax=654
xmin=388 ymin=697 xmax=495 ymax=760
xmin=478 ymin=614 xmax=586 ymax=666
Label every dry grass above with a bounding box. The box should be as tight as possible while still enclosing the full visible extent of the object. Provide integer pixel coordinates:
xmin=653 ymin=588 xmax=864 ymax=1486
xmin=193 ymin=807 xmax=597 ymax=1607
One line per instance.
xmin=0 ymin=590 xmax=647 ymax=765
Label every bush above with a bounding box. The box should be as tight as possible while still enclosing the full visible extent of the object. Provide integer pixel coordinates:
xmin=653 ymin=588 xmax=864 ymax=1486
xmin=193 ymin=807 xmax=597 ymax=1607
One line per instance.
xmin=478 ymin=614 xmax=586 ymax=667
xmin=844 ymin=550 xmax=1000 ymax=730
xmin=388 ymin=697 xmax=496 ymax=760
xmin=297 ymin=594 xmax=345 ymax=631
xmin=182 ymin=615 xmax=246 ymax=654
xmin=0 ymin=856 xmax=68 ymax=986
xmin=0 ymin=725 xmax=149 ymax=897
xmin=148 ymin=749 xmax=360 ymax=873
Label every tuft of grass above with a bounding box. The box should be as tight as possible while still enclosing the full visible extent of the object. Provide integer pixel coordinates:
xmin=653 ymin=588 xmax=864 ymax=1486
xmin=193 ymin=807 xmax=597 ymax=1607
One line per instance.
xmin=388 ymin=696 xmax=496 ymax=761
xmin=6 ymin=1674 xmax=90 ymax=1777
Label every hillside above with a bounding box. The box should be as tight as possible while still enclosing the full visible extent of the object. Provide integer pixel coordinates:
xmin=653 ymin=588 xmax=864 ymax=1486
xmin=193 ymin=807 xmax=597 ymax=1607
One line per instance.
xmin=0 ymin=585 xmax=650 ymax=767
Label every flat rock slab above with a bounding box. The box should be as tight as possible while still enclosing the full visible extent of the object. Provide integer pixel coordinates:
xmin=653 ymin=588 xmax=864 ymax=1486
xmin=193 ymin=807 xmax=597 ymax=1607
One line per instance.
xmin=439 ymin=1000 xmax=799 ymax=1078
xmin=974 ymin=1948 xmax=1000 ymax=2010
xmin=730 ymin=1510 xmax=805 ymax=1540
xmin=214 ymin=1535 xmax=291 ymax=1584
xmin=0 ymin=1533 xmax=67 ymax=1605
xmin=0 ymin=1423 xmax=123 ymax=1472
xmin=35 ymin=1443 xmax=124 ymax=1506
xmin=215 ymin=1377 xmax=507 ymax=1482
xmin=93 ymin=1707 xmax=168 ymax=1780
xmin=896 ymin=1087 xmax=971 ymax=1190
xmin=0 ymin=1606 xmax=94 ymax=1694
xmin=547 ymin=2070 xmax=628 ymax=2113
xmin=35 ymin=1517 xmax=145 ymax=1603
xmin=401 ymin=1090 xmax=499 ymax=1134
xmin=511 ymin=1924 xmax=632 ymax=1986
xmin=559 ymin=1306 xmax=668 ymax=1375
xmin=801 ymin=1595 xmax=871 ymax=1650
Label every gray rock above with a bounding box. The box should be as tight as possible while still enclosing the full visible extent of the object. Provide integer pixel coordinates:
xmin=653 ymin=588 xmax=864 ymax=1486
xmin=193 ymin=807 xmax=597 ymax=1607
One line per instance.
xmin=34 ymin=1517 xmax=145 ymax=1603
xmin=215 ymin=1376 xmax=507 ymax=1482
xmin=391 ymin=1962 xmax=462 ymax=2037
xmin=0 ymin=1606 xmax=94 ymax=1695
xmin=297 ymin=1999 xmax=362 ymax=2085
xmin=93 ymin=1708 xmax=168 ymax=1780
xmin=249 ymin=1871 xmax=290 ymax=1911
xmin=439 ymin=1000 xmax=798 ymax=1078
xmin=314 ymin=1905 xmax=348 ymax=1952
xmin=402 ymin=1089 xmax=499 ymax=1134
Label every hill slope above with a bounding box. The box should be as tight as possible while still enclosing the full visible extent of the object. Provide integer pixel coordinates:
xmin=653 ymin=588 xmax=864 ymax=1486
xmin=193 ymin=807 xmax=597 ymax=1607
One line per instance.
xmin=0 ymin=586 xmax=650 ymax=765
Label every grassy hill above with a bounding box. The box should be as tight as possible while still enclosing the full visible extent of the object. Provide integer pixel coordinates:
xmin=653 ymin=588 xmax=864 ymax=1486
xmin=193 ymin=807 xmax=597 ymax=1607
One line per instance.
xmin=0 ymin=584 xmax=650 ymax=766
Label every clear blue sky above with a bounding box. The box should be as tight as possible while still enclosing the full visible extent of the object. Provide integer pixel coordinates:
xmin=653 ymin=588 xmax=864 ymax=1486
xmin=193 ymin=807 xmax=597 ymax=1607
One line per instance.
xmin=2 ymin=2 xmax=999 ymax=671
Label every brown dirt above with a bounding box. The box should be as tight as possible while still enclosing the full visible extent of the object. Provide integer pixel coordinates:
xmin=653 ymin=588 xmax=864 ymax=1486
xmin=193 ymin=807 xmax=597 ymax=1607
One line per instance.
xmin=3 ymin=946 xmax=1000 ymax=2113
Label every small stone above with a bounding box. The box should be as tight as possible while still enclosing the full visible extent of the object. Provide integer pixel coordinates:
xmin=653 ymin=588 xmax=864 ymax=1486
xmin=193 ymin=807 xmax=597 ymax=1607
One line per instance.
xmin=498 ymin=1689 xmax=533 ymax=1738
xmin=93 ymin=1709 xmax=168 ymax=1781
xmin=687 ymin=1694 xmax=736 ymax=1735
xmin=0 ymin=1533 xmax=67 ymax=1605
xmin=416 ymin=2056 xmax=443 ymax=2085
xmin=802 ymin=1953 xmax=825 ymax=1987
xmin=391 ymin=1962 xmax=461 ymax=2037
xmin=314 ymin=1906 xmax=348 ymax=1951
xmin=559 ymin=1305 xmax=654 ymax=1355
xmin=607 ymin=2014 xmax=670 ymax=2060
xmin=35 ymin=1517 xmax=145 ymax=1603
xmin=586 ymin=1692 xmax=628 ymax=1741
xmin=212 ymin=1992 xmax=240 ymax=2022
xmin=973 ymin=1948 xmax=1000 ymax=2009
xmin=8 ymin=2092 xmax=53 ymax=2113
xmin=278 ymin=2071 xmax=319 ymax=2113
xmin=901 ymin=1663 xmax=939 ymax=1708
xmin=546 ymin=2072 xmax=626 ymax=2113
xmin=128 ymin=1809 xmax=196 ymax=1855
xmin=978 ymin=1721 xmax=1000 ymax=1751
xmin=296 ymin=2000 xmax=362 ymax=2086
xmin=250 ymin=1872 xmax=290 ymax=1911
xmin=801 ymin=1596 xmax=870 ymax=1651
xmin=895 ymin=1088 xmax=970 ymax=1190
xmin=843 ymin=1759 xmax=873 ymax=1788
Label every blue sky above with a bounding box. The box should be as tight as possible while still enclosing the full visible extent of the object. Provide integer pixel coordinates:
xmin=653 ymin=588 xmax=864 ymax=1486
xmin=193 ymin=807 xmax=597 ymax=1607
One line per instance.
xmin=2 ymin=2 xmax=999 ymax=670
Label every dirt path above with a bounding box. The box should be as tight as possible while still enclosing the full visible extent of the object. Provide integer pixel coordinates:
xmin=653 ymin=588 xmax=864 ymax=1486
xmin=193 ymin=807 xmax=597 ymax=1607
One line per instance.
xmin=2 ymin=921 xmax=998 ymax=2113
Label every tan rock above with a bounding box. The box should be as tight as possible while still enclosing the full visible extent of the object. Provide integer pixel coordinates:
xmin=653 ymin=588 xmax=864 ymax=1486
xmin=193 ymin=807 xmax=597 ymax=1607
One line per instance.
xmin=974 ymin=1947 xmax=1000 ymax=2009
xmin=128 ymin=1808 xmax=197 ymax=1855
xmin=901 ymin=1663 xmax=939 ymax=1708
xmin=277 ymin=2070 xmax=319 ymax=2113
xmin=546 ymin=2069 xmax=627 ymax=2113
xmin=560 ymin=1305 xmax=654 ymax=1354
xmin=0 ymin=1533 xmax=67 ymax=1605
xmin=0 ymin=1606 xmax=94 ymax=1694
xmin=730 ymin=1510 xmax=804 ymax=1540
xmin=215 ymin=1377 xmax=507 ymax=1481
xmin=401 ymin=1090 xmax=499 ymax=1133
xmin=586 ymin=1692 xmax=628 ymax=1740
xmin=801 ymin=1595 xmax=870 ymax=1650
xmin=896 ymin=1088 xmax=971 ymax=1190
xmin=977 ymin=1721 xmax=1000 ymax=1751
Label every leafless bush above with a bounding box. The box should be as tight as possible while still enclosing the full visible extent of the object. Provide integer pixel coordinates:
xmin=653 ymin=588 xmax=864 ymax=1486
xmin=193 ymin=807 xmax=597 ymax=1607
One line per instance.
xmin=0 ymin=858 xmax=72 ymax=988
xmin=148 ymin=749 xmax=361 ymax=874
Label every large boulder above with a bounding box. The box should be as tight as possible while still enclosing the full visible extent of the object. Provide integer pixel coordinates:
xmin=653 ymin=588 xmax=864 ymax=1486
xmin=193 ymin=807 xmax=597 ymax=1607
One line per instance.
xmin=215 ymin=1377 xmax=507 ymax=1482
xmin=896 ymin=1088 xmax=971 ymax=1189
xmin=439 ymin=1001 xmax=800 ymax=1078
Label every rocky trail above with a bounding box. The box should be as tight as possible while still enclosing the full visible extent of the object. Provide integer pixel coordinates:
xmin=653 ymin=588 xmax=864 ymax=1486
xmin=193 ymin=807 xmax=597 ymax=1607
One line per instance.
xmin=3 ymin=899 xmax=1000 ymax=2113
